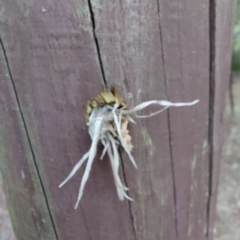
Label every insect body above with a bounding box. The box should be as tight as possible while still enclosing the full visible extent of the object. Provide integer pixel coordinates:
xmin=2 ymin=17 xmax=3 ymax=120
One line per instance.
xmin=59 ymin=85 xmax=199 ymax=209
xmin=85 ymin=86 xmax=127 ymax=122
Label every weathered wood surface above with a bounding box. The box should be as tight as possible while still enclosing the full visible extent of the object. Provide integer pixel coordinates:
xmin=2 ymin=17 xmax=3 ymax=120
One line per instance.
xmin=208 ymin=1 xmax=236 ymax=239
xmin=0 ymin=0 xmax=234 ymax=240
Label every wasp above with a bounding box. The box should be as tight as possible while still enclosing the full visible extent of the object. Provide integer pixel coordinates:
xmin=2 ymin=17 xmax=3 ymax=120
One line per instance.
xmin=60 ymin=83 xmax=199 ymax=209
xmin=85 ymin=85 xmax=127 ymax=122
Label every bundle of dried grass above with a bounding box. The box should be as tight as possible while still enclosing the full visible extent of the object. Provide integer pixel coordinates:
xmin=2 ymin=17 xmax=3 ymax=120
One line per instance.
xmin=59 ymin=86 xmax=199 ymax=209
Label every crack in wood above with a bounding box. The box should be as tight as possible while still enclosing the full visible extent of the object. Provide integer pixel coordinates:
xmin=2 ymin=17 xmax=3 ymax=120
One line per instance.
xmin=80 ymin=205 xmax=92 ymax=240
xmin=119 ymin=150 xmax=137 ymax=240
xmin=0 ymin=36 xmax=59 ymax=240
xmin=86 ymin=2 xmax=139 ymax=238
xmin=87 ymin=0 xmax=108 ymax=89
xmin=156 ymin=1 xmax=179 ymax=239
xmin=176 ymin=0 xmax=184 ymax=99
xmin=206 ymin=0 xmax=216 ymax=238
xmin=86 ymin=2 xmax=138 ymax=238
xmin=166 ymin=110 xmax=179 ymax=240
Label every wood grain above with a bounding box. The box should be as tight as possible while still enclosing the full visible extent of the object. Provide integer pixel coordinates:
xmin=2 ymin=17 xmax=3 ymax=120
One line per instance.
xmin=91 ymin=1 xmax=178 ymax=239
xmin=208 ymin=1 xmax=236 ymax=239
xmin=158 ymin=1 xmax=210 ymax=239
xmin=91 ymin=0 xmax=209 ymax=239
xmin=0 ymin=0 xmax=234 ymax=239
xmin=0 ymin=0 xmax=135 ymax=239
xmin=0 ymin=39 xmax=57 ymax=240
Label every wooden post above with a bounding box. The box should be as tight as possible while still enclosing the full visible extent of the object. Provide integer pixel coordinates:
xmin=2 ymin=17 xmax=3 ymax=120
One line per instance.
xmin=0 ymin=0 xmax=235 ymax=239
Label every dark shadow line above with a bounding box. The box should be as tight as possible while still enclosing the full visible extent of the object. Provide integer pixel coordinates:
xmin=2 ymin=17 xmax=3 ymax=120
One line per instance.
xmin=206 ymin=0 xmax=216 ymax=238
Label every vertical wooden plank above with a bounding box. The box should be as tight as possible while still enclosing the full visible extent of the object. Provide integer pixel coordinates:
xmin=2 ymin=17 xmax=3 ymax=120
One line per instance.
xmin=158 ymin=1 xmax=210 ymax=239
xmin=0 ymin=42 xmax=57 ymax=240
xmin=91 ymin=0 xmax=211 ymax=240
xmin=208 ymin=0 xmax=236 ymax=239
xmin=91 ymin=1 xmax=177 ymax=239
xmin=0 ymin=0 xmax=235 ymax=240
xmin=0 ymin=0 xmax=135 ymax=239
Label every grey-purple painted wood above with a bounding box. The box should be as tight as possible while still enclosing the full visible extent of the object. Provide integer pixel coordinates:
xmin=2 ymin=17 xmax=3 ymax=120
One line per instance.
xmin=0 ymin=41 xmax=57 ymax=240
xmin=208 ymin=1 xmax=236 ymax=239
xmin=156 ymin=1 xmax=210 ymax=239
xmin=0 ymin=0 xmax=234 ymax=240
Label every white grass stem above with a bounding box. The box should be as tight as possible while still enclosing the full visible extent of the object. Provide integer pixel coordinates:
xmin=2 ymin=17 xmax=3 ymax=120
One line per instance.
xmin=100 ymin=140 xmax=109 ymax=160
xmin=107 ymin=137 xmax=123 ymax=200
xmin=108 ymin=134 xmax=133 ymax=201
xmin=121 ymin=99 xmax=199 ymax=115
xmin=59 ymin=151 xmax=90 ymax=188
xmin=112 ymin=104 xmax=137 ymax=169
xmin=74 ymin=118 xmax=102 ymax=209
xmin=136 ymin=106 xmax=169 ymax=118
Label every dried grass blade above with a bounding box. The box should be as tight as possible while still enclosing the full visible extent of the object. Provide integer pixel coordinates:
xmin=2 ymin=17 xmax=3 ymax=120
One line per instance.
xmin=109 ymin=134 xmax=133 ymax=201
xmin=136 ymin=106 xmax=169 ymax=118
xmin=74 ymin=118 xmax=102 ymax=209
xmin=121 ymin=99 xmax=199 ymax=115
xmin=112 ymin=105 xmax=137 ymax=169
xmin=108 ymin=136 xmax=124 ymax=201
xmin=100 ymin=140 xmax=110 ymax=160
xmin=59 ymin=151 xmax=90 ymax=188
